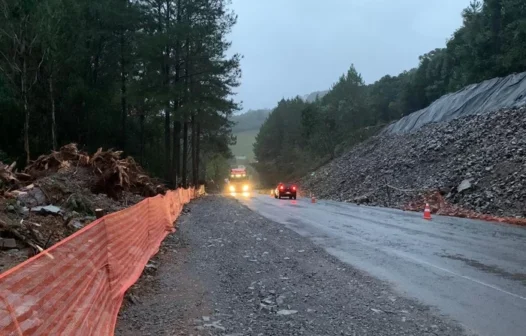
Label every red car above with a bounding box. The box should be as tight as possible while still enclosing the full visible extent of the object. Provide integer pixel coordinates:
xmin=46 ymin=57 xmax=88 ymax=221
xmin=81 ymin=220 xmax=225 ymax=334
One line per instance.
xmin=274 ymin=183 xmax=297 ymax=200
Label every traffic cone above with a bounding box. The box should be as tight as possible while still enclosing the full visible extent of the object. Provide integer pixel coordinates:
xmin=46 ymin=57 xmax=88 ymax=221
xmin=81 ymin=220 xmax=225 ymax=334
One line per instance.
xmin=423 ymin=203 xmax=432 ymax=220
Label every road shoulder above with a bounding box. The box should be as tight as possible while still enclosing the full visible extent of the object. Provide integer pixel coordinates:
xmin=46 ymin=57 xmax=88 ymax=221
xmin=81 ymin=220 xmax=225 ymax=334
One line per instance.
xmin=117 ymin=196 xmax=466 ymax=336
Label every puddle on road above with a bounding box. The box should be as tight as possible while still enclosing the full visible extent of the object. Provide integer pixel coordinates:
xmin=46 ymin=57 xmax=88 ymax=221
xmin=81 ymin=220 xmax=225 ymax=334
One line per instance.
xmin=442 ymin=254 xmax=526 ymax=285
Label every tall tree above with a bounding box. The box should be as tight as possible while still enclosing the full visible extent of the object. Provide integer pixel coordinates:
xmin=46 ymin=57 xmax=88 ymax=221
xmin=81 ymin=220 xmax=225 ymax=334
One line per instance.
xmin=182 ymin=120 xmax=188 ymax=186
xmin=0 ymin=0 xmax=48 ymax=163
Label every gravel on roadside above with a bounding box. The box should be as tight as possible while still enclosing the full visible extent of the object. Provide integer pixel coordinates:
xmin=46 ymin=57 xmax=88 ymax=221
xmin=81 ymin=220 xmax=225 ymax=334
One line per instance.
xmin=116 ymin=196 xmax=467 ymax=336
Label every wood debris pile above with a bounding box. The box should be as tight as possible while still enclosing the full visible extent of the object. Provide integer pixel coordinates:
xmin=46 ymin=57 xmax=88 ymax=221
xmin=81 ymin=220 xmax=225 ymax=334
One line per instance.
xmin=1 ymin=144 xmax=166 ymax=272
xmin=90 ymin=147 xmax=165 ymax=198
xmin=24 ymin=143 xmax=90 ymax=178
xmin=0 ymin=162 xmax=17 ymax=188
xmin=1 ymin=143 xmax=166 ymax=199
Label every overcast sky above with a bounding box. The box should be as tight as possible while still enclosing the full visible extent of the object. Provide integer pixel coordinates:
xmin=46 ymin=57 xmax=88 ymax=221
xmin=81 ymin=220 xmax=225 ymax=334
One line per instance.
xmin=228 ymin=0 xmax=472 ymax=113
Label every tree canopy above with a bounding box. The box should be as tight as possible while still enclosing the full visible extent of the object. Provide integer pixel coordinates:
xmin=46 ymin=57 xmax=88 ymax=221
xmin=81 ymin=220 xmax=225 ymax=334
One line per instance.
xmin=254 ymin=0 xmax=526 ymax=186
xmin=0 ymin=0 xmax=241 ymax=186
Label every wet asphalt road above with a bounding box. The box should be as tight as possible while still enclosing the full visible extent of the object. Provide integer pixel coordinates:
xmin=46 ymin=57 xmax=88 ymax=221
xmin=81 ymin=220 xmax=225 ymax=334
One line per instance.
xmin=235 ymin=193 xmax=526 ymax=336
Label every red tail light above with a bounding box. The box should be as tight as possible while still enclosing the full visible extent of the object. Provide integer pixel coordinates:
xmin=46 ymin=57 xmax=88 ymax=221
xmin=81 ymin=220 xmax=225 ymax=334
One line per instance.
xmin=279 ymin=185 xmax=284 ymax=191
xmin=292 ymin=186 xmax=296 ymax=191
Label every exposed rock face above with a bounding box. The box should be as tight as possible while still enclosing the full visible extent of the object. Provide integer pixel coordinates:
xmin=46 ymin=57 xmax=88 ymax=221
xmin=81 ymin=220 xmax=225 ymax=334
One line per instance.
xmin=302 ymin=107 xmax=526 ymax=218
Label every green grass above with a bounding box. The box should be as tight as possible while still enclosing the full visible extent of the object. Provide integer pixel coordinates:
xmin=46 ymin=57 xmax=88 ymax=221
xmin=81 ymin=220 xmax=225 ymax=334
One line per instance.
xmin=231 ymin=129 xmax=259 ymax=162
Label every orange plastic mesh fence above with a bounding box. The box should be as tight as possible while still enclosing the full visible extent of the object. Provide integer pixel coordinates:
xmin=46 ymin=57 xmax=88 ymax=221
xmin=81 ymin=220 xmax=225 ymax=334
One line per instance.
xmin=0 ymin=188 xmax=194 ymax=336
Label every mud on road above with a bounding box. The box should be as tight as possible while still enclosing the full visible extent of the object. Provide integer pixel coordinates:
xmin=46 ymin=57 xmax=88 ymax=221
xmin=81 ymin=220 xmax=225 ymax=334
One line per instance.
xmin=117 ymin=196 xmax=466 ymax=336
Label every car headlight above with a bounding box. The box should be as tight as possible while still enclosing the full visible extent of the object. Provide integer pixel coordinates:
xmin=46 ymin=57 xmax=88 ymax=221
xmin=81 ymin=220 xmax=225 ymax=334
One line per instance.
xmin=242 ymin=184 xmax=249 ymax=191
xmin=229 ymin=185 xmax=235 ymax=192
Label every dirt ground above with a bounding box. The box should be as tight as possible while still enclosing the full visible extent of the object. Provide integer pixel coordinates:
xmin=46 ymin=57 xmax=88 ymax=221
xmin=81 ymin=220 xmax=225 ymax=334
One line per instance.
xmin=116 ymin=196 xmax=466 ymax=336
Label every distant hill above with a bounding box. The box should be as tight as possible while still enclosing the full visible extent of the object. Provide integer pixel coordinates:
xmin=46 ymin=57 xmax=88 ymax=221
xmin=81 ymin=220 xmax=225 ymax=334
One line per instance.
xmin=230 ymin=109 xmax=271 ymax=162
xmin=230 ymin=90 xmax=328 ymax=161
xmin=231 ymin=90 xmax=328 ymax=135
xmin=230 ymin=129 xmax=259 ymax=162
xmin=231 ymin=109 xmax=271 ymax=133
xmin=302 ymin=90 xmax=328 ymax=103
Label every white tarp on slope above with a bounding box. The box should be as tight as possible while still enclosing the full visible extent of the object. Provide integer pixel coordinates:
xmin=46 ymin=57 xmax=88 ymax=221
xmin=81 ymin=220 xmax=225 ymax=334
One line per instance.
xmin=383 ymin=72 xmax=526 ymax=134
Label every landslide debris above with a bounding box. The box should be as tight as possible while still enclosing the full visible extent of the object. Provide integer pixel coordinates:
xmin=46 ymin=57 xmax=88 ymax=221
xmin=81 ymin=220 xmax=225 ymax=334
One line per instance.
xmin=302 ymin=106 xmax=526 ymax=221
xmin=0 ymin=144 xmax=166 ymax=273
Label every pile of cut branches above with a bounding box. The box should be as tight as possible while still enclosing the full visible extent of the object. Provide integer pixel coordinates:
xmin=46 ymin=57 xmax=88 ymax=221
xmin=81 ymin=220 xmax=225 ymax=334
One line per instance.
xmin=0 ymin=162 xmax=31 ymax=191
xmin=0 ymin=162 xmax=17 ymax=189
xmin=25 ymin=143 xmax=90 ymax=177
xmin=90 ymin=147 xmax=165 ymax=198
xmin=1 ymin=144 xmax=165 ymax=199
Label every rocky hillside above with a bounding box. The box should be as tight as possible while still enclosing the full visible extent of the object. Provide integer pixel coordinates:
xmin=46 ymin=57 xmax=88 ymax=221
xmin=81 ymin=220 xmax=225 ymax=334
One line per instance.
xmin=302 ymin=107 xmax=526 ymax=219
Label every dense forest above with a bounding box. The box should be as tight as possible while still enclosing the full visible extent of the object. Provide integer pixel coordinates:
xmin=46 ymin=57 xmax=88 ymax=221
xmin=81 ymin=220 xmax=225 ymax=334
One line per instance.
xmin=254 ymin=0 xmax=526 ymax=186
xmin=0 ymin=0 xmax=241 ymax=187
